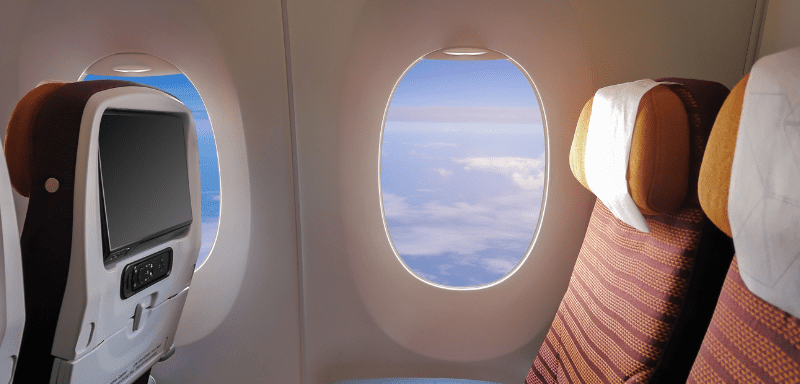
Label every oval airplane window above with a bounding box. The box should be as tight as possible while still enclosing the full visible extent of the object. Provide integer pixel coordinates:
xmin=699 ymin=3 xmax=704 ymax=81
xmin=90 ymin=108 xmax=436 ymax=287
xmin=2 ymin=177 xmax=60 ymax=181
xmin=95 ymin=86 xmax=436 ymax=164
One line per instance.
xmin=381 ymin=48 xmax=545 ymax=288
xmin=81 ymin=54 xmax=220 ymax=269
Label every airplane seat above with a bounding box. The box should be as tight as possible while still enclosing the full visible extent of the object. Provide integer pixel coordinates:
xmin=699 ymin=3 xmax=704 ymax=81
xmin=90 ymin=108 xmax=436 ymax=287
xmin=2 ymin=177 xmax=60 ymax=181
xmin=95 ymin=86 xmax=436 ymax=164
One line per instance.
xmin=687 ymin=47 xmax=800 ymax=383
xmin=0 ymin=87 xmax=30 ymax=383
xmin=526 ymin=78 xmax=733 ymax=384
xmin=5 ymin=80 xmax=200 ymax=383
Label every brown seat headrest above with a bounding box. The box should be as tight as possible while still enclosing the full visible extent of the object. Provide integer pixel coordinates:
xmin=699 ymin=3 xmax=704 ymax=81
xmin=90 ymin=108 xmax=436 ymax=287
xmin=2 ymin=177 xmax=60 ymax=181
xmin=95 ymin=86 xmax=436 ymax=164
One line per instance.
xmin=569 ymin=84 xmax=690 ymax=215
xmin=5 ymin=82 xmax=68 ymax=198
xmin=696 ymin=74 xmax=749 ymax=238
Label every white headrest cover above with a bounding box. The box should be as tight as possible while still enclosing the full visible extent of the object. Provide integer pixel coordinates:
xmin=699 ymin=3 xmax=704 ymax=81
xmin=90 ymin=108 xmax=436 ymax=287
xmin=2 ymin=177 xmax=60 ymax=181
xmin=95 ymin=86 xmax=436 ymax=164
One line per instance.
xmin=585 ymin=79 xmax=674 ymax=232
xmin=729 ymin=46 xmax=800 ymax=318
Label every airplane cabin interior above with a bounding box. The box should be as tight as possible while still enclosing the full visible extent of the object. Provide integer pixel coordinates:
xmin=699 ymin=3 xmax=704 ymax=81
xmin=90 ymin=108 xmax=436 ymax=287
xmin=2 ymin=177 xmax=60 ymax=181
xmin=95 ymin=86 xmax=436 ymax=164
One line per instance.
xmin=0 ymin=0 xmax=798 ymax=383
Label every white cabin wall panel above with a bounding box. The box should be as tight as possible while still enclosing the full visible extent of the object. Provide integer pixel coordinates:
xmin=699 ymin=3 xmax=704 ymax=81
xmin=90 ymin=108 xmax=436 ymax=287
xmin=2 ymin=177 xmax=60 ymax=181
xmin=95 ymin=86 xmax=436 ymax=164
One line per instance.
xmin=0 ymin=0 xmax=30 ymax=232
xmin=289 ymin=1 xmax=594 ymax=383
xmin=7 ymin=1 xmax=300 ymax=383
xmin=337 ymin=0 xmax=593 ymax=364
xmin=0 ymin=0 xmax=27 ymax=139
xmin=158 ymin=0 xmax=300 ymax=382
xmin=758 ymin=0 xmax=800 ymax=59
xmin=573 ymin=0 xmax=758 ymax=89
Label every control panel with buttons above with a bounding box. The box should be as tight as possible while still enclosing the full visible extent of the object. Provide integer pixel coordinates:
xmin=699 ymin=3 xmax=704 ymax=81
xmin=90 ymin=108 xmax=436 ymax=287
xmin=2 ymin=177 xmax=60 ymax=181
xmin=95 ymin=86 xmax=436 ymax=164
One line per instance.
xmin=121 ymin=248 xmax=172 ymax=299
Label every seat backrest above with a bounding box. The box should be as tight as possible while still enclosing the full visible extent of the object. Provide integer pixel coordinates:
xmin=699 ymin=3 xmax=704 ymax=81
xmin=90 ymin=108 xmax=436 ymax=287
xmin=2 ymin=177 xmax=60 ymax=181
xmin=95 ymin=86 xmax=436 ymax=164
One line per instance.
xmin=687 ymin=47 xmax=800 ymax=383
xmin=526 ymin=78 xmax=733 ymax=384
xmin=5 ymin=80 xmax=200 ymax=384
xmin=0 ymin=99 xmax=27 ymax=383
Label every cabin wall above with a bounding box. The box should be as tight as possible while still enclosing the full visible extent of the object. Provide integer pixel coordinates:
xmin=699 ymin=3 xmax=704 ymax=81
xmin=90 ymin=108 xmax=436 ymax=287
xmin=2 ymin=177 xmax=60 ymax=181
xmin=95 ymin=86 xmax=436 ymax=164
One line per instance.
xmin=0 ymin=1 xmax=769 ymax=383
xmin=0 ymin=1 xmax=26 ymax=168
xmin=758 ymin=0 xmax=800 ymax=59
xmin=158 ymin=1 xmax=302 ymax=382
xmin=570 ymin=0 xmax=758 ymax=89
xmin=290 ymin=1 xmax=757 ymax=384
xmin=288 ymin=1 xmax=593 ymax=382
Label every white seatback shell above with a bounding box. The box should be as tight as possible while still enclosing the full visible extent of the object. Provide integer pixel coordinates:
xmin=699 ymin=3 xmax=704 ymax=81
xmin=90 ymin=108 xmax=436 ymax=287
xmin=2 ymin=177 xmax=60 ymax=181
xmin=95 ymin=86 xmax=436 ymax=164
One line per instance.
xmin=0 ymin=139 xmax=25 ymax=383
xmin=49 ymin=87 xmax=200 ymax=384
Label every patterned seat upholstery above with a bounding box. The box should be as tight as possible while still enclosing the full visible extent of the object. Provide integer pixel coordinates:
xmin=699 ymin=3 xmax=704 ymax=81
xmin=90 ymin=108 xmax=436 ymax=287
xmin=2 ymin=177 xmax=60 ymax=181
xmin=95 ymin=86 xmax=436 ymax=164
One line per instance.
xmin=687 ymin=51 xmax=800 ymax=382
xmin=526 ymin=79 xmax=733 ymax=384
xmin=687 ymin=257 xmax=800 ymax=383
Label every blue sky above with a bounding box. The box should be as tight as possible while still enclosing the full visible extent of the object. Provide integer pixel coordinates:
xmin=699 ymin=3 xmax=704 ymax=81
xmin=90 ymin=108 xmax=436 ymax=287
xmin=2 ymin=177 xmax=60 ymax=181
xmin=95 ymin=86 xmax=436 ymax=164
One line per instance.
xmin=84 ymin=74 xmax=220 ymax=266
xmin=382 ymin=59 xmax=544 ymax=286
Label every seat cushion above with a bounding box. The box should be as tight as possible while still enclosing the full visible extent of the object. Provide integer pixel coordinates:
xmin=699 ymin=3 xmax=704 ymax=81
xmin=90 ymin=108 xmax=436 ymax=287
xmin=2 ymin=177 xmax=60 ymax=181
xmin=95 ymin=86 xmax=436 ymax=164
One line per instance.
xmin=688 ymin=47 xmax=800 ymax=383
xmin=526 ymin=79 xmax=732 ymax=384
xmin=687 ymin=257 xmax=800 ymax=383
xmin=527 ymin=200 xmax=708 ymax=383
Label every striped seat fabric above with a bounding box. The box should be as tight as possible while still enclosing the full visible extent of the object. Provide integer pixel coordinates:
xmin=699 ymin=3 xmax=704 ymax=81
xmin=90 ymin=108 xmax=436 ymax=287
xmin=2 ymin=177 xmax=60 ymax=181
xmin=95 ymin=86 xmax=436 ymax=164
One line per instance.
xmin=687 ymin=53 xmax=800 ymax=383
xmin=526 ymin=79 xmax=732 ymax=384
xmin=687 ymin=257 xmax=800 ymax=383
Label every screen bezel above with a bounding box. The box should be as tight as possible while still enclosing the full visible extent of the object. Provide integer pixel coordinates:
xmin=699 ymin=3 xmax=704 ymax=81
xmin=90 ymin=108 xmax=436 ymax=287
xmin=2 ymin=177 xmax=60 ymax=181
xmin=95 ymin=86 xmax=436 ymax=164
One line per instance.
xmin=97 ymin=109 xmax=193 ymax=264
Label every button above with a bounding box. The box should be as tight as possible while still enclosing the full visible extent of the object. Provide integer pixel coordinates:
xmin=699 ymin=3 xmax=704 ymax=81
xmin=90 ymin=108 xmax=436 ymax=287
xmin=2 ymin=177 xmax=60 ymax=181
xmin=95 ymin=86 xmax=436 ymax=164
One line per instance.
xmin=45 ymin=178 xmax=59 ymax=193
xmin=120 ymin=248 xmax=173 ymax=299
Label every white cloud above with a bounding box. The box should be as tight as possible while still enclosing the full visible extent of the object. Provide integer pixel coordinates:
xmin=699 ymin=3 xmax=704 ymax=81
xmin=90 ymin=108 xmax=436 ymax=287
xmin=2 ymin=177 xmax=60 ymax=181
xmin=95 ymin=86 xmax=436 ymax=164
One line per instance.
xmin=390 ymin=226 xmax=492 ymax=256
xmin=384 ymin=191 xmax=540 ymax=274
xmin=438 ymin=264 xmax=454 ymax=276
xmin=512 ymin=171 xmax=545 ymax=190
xmin=382 ymin=193 xmax=411 ymax=219
xmin=383 ymin=154 xmax=543 ymax=279
xmin=434 ymin=168 xmax=453 ymax=178
xmin=454 ymin=155 xmax=545 ymax=190
xmin=387 ymin=106 xmax=542 ymax=125
xmin=479 ymin=257 xmax=517 ymax=275
xmin=455 ymin=156 xmax=543 ymax=172
xmin=418 ymin=142 xmax=457 ymax=148
xmin=196 ymin=220 xmax=220 ymax=266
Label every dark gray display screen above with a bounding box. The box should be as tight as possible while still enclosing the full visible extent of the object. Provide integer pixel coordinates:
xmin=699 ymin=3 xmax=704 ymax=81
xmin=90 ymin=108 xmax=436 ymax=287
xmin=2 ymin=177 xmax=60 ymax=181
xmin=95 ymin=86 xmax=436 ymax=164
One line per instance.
xmin=98 ymin=110 xmax=192 ymax=261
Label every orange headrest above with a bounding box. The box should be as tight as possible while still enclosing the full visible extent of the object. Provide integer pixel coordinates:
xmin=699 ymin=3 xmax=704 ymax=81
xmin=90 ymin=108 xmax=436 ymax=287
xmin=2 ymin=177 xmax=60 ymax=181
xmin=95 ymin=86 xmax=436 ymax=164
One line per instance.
xmin=5 ymin=82 xmax=68 ymax=198
xmin=569 ymin=85 xmax=690 ymax=215
xmin=697 ymin=74 xmax=749 ymax=237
